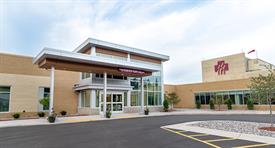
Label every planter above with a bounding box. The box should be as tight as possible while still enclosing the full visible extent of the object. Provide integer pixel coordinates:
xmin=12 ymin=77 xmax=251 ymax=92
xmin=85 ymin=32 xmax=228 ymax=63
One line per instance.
xmin=144 ymin=110 xmax=149 ymax=115
xmin=48 ymin=116 xmax=56 ymax=123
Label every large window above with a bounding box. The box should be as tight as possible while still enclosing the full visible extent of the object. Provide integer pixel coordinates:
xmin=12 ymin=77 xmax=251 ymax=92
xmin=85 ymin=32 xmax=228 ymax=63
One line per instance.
xmin=38 ymin=87 xmax=50 ymax=111
xmin=81 ymin=72 xmax=91 ymax=79
xmin=194 ymin=90 xmax=252 ymax=105
xmin=81 ymin=90 xmax=91 ymax=107
xmin=0 ymin=87 xmax=10 ymax=112
xmin=130 ymin=71 xmax=162 ymax=106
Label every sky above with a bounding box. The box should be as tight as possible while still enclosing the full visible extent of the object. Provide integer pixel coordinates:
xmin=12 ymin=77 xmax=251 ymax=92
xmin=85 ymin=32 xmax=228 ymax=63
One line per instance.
xmin=0 ymin=0 xmax=275 ymax=84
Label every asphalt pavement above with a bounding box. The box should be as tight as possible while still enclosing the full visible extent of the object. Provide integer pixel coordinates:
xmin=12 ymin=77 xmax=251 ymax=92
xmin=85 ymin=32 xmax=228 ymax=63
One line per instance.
xmin=0 ymin=114 xmax=274 ymax=148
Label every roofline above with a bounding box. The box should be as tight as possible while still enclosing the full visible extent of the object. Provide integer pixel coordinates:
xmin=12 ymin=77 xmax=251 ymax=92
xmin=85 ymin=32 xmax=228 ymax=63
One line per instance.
xmin=73 ymin=38 xmax=169 ymax=61
xmin=33 ymin=47 xmax=161 ymax=72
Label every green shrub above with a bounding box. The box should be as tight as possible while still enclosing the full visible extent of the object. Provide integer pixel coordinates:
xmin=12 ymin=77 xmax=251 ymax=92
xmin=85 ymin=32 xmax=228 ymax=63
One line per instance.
xmin=225 ymin=99 xmax=232 ymax=110
xmin=12 ymin=113 xmax=20 ymax=119
xmin=60 ymin=110 xmax=67 ymax=116
xmin=163 ymin=99 xmax=169 ymax=112
xmin=210 ymin=99 xmax=215 ymax=110
xmin=247 ymin=98 xmax=254 ymax=110
xmin=106 ymin=110 xmax=111 ymax=118
xmin=37 ymin=112 xmax=45 ymax=117
xmin=196 ymin=101 xmax=201 ymax=109
xmin=144 ymin=108 xmax=149 ymax=115
xmin=39 ymin=97 xmax=49 ymax=110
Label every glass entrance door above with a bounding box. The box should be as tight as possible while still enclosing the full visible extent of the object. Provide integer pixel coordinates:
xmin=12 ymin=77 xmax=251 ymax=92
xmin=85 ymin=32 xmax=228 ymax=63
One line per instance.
xmin=100 ymin=92 xmax=123 ymax=113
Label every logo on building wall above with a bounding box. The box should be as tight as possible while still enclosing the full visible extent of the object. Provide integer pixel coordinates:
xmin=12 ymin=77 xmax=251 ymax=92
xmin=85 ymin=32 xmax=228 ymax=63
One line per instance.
xmin=214 ymin=60 xmax=229 ymax=75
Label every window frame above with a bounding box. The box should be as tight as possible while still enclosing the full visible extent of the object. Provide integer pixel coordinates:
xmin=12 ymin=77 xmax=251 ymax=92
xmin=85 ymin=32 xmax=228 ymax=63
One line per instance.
xmin=0 ymin=86 xmax=11 ymax=113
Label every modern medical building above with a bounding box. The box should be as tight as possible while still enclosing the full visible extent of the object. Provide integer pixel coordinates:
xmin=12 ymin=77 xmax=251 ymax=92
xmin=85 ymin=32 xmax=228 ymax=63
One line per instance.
xmin=165 ymin=53 xmax=275 ymax=110
xmin=1 ymin=39 xmax=275 ymax=119
xmin=0 ymin=38 xmax=169 ymax=119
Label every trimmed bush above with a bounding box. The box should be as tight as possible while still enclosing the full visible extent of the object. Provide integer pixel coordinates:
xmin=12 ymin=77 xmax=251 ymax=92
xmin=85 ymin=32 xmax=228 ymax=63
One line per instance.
xmin=37 ymin=112 xmax=45 ymax=117
xmin=196 ymin=101 xmax=201 ymax=109
xmin=163 ymin=99 xmax=169 ymax=112
xmin=60 ymin=110 xmax=67 ymax=116
xmin=225 ymin=99 xmax=232 ymax=110
xmin=210 ymin=99 xmax=215 ymax=110
xmin=12 ymin=113 xmax=20 ymax=119
xmin=247 ymin=98 xmax=254 ymax=110
xmin=106 ymin=110 xmax=111 ymax=118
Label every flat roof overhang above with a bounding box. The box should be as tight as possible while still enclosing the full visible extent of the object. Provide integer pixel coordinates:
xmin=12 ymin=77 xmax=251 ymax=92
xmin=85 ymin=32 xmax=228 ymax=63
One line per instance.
xmin=74 ymin=38 xmax=170 ymax=61
xmin=33 ymin=48 xmax=162 ymax=77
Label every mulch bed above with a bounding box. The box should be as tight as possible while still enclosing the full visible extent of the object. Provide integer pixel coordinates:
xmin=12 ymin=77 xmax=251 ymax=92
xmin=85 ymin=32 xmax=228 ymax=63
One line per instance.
xmin=259 ymin=127 xmax=275 ymax=132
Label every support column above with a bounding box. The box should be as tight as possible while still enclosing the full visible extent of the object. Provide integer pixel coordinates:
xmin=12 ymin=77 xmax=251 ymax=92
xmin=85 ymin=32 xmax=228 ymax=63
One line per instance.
xmin=91 ymin=90 xmax=96 ymax=108
xmin=103 ymin=72 xmax=107 ymax=117
xmin=49 ymin=66 xmax=55 ymax=114
xmin=127 ymin=91 xmax=131 ymax=107
xmin=91 ymin=46 xmax=96 ymax=56
xmin=161 ymin=61 xmax=164 ymax=105
xmin=140 ymin=77 xmax=144 ymax=113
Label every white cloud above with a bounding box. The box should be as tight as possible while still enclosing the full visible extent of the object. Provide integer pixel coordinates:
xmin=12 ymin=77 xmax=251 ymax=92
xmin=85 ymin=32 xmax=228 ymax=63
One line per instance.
xmin=2 ymin=0 xmax=275 ymax=84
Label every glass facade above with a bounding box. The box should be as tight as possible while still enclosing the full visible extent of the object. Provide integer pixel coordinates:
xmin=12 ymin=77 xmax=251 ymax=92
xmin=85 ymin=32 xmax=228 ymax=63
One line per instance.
xmin=194 ymin=90 xmax=263 ymax=105
xmin=81 ymin=90 xmax=91 ymax=107
xmin=81 ymin=72 xmax=91 ymax=79
xmin=130 ymin=72 xmax=162 ymax=106
xmin=0 ymin=87 xmax=10 ymax=112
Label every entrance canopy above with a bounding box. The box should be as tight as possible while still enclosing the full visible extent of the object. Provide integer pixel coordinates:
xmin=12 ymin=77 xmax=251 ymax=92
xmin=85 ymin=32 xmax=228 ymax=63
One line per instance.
xmin=33 ymin=48 xmax=162 ymax=77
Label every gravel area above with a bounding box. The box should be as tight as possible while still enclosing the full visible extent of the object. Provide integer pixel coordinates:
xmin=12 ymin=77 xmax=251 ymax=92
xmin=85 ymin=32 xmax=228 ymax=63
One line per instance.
xmin=190 ymin=120 xmax=275 ymax=138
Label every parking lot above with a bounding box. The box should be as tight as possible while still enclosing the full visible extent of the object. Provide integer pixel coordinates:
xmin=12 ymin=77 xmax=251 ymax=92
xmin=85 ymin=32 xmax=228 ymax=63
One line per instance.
xmin=162 ymin=127 xmax=273 ymax=148
xmin=0 ymin=114 xmax=274 ymax=148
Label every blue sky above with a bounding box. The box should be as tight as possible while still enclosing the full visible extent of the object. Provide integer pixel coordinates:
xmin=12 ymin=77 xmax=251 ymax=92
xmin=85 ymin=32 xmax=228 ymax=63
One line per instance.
xmin=1 ymin=0 xmax=275 ymax=84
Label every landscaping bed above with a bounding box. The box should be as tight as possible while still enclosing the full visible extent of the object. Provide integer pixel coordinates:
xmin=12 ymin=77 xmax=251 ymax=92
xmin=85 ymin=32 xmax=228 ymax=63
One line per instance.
xmin=189 ymin=120 xmax=275 ymax=138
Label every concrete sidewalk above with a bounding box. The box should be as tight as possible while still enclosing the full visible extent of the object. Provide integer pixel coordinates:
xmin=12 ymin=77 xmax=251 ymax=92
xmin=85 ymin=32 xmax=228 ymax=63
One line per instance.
xmin=0 ymin=109 xmax=272 ymax=128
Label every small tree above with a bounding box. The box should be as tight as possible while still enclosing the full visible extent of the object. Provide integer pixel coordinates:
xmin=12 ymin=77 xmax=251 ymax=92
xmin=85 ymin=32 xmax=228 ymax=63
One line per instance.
xmin=249 ymin=66 xmax=275 ymax=127
xmin=163 ymin=99 xmax=169 ymax=112
xmin=225 ymin=99 xmax=232 ymax=110
xmin=166 ymin=92 xmax=180 ymax=110
xmin=196 ymin=101 xmax=201 ymax=109
xmin=39 ymin=97 xmax=49 ymax=110
xmin=247 ymin=98 xmax=254 ymax=110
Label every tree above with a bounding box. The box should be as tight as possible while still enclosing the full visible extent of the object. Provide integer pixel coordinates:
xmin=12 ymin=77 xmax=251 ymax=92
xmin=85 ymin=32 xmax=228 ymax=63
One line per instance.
xmin=249 ymin=65 xmax=275 ymax=127
xmin=39 ymin=97 xmax=49 ymax=110
xmin=165 ymin=92 xmax=180 ymax=110
xmin=163 ymin=99 xmax=169 ymax=112
xmin=225 ymin=99 xmax=232 ymax=110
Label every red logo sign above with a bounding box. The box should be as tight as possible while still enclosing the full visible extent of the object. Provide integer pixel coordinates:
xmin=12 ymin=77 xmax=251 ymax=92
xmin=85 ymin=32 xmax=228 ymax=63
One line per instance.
xmin=214 ymin=60 xmax=229 ymax=75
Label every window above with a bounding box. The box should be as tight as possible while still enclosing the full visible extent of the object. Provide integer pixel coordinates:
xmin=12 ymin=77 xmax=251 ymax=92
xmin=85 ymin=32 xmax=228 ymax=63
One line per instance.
xmin=81 ymin=90 xmax=91 ymax=107
xmin=131 ymin=91 xmax=140 ymax=106
xmin=38 ymin=87 xmax=50 ymax=111
xmin=0 ymin=86 xmax=10 ymax=112
xmin=194 ymin=90 xmax=253 ymax=105
xmin=81 ymin=72 xmax=91 ymax=79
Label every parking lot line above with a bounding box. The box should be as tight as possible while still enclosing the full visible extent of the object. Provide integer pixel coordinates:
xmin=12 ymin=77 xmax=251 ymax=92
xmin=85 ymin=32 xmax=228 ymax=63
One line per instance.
xmin=161 ymin=127 xmax=221 ymax=148
xmin=233 ymin=143 xmax=271 ymax=148
xmin=188 ymin=133 xmax=208 ymax=137
xmin=205 ymin=138 xmax=236 ymax=142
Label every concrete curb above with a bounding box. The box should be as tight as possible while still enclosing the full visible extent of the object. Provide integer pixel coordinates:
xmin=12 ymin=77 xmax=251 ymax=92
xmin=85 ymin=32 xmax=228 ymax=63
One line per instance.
xmin=162 ymin=121 xmax=275 ymax=145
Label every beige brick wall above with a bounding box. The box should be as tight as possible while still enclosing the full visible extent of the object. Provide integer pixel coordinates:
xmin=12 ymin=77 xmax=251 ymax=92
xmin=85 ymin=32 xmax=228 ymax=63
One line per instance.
xmin=165 ymin=79 xmax=250 ymax=108
xmin=202 ymin=53 xmax=247 ymax=82
xmin=53 ymin=70 xmax=79 ymax=114
xmin=0 ymin=73 xmax=50 ymax=112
